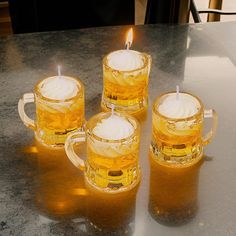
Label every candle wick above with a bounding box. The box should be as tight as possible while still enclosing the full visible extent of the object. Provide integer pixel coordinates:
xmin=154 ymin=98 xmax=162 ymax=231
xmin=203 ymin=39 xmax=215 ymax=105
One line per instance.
xmin=176 ymin=85 xmax=180 ymax=100
xmin=111 ymin=104 xmax=115 ymax=116
xmin=125 ymin=42 xmax=130 ymax=50
xmin=57 ymin=65 xmax=61 ymax=77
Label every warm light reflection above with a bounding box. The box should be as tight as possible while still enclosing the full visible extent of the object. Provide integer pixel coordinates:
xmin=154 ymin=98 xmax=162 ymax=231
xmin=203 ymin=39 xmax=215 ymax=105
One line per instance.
xmin=71 ymin=188 xmax=88 ymax=196
xmin=56 ymin=201 xmax=66 ymax=210
xmin=23 ymin=146 xmax=38 ymax=153
xmin=185 ymin=56 xmax=235 ymax=78
xmin=125 ymin=28 xmax=133 ymax=50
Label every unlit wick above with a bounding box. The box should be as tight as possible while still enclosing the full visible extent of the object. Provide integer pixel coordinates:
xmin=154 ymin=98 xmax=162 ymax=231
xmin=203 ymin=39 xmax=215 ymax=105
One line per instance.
xmin=39 ymin=66 xmax=78 ymax=100
xmin=111 ymin=104 xmax=115 ymax=116
xmin=93 ymin=112 xmax=134 ymax=140
xmin=176 ymin=85 xmax=180 ymax=100
xmin=158 ymin=87 xmax=200 ymax=119
xmin=57 ymin=65 xmax=61 ymax=77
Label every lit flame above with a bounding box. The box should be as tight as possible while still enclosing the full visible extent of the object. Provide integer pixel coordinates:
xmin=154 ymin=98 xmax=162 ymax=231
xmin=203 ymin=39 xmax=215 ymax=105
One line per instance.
xmin=125 ymin=28 xmax=133 ymax=50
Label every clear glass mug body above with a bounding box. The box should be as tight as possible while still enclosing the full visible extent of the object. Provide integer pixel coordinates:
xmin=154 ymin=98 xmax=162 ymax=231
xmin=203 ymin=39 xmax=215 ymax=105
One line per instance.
xmin=18 ymin=76 xmax=85 ymax=147
xmin=101 ymin=51 xmax=151 ymax=115
xmin=149 ymin=151 xmax=202 ymax=226
xmin=151 ymin=92 xmax=218 ymax=164
xmin=65 ymin=112 xmax=141 ymax=192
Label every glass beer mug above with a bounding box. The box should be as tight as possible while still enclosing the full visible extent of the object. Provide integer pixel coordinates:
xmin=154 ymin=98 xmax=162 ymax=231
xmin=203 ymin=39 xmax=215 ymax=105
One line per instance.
xmin=101 ymin=50 xmax=151 ymax=115
xmin=149 ymin=91 xmax=217 ymax=225
xmin=18 ymin=76 xmax=85 ymax=147
xmin=151 ymin=91 xmax=218 ymax=164
xmin=65 ymin=112 xmax=141 ymax=192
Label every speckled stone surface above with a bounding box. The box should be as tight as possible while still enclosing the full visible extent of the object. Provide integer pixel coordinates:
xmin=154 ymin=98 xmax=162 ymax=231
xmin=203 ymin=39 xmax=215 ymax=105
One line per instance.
xmin=1 ymin=22 xmax=236 ymax=235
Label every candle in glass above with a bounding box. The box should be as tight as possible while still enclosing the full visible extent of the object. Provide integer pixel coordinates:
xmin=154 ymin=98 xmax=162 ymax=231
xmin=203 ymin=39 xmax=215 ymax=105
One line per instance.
xmin=149 ymin=87 xmax=217 ymax=225
xmin=101 ymin=28 xmax=151 ymax=115
xmin=158 ymin=86 xmax=200 ymax=119
xmin=151 ymin=86 xmax=217 ymax=164
xmin=93 ymin=105 xmax=134 ymax=140
xmin=65 ymin=110 xmax=141 ymax=191
xmin=18 ymin=66 xmax=85 ymax=147
xmin=39 ymin=66 xmax=79 ymax=100
xmin=35 ymin=66 xmax=85 ymax=146
xmin=86 ymin=110 xmax=140 ymax=190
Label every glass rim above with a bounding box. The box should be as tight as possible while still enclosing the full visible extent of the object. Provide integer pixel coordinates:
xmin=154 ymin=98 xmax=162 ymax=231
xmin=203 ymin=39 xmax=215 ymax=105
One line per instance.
xmin=153 ymin=91 xmax=204 ymax=121
xmin=86 ymin=111 xmax=140 ymax=143
xmin=103 ymin=49 xmax=150 ymax=73
xmin=34 ymin=76 xmax=84 ymax=103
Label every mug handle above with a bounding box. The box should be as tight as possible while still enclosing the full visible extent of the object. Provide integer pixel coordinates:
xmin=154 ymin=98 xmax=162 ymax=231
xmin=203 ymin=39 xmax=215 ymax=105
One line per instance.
xmin=202 ymin=109 xmax=218 ymax=146
xmin=65 ymin=131 xmax=86 ymax=171
xmin=18 ymin=93 xmax=36 ymax=130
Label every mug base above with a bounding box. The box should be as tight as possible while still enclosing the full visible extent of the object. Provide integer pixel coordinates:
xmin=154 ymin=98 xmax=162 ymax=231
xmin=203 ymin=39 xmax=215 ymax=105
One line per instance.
xmin=101 ymin=96 xmax=148 ymax=116
xmin=34 ymin=127 xmax=84 ymax=149
xmin=84 ymin=169 xmax=141 ymax=194
xmin=34 ymin=134 xmax=64 ymax=149
xmin=150 ymin=142 xmax=203 ymax=166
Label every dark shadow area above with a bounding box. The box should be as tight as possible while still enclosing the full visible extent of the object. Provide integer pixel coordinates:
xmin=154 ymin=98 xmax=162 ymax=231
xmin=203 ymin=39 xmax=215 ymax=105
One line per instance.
xmin=8 ymin=0 xmax=135 ymax=33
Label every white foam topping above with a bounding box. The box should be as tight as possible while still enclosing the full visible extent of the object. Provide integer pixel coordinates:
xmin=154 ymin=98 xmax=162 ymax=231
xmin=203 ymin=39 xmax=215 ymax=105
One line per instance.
xmin=107 ymin=50 xmax=144 ymax=71
xmin=158 ymin=93 xmax=200 ymax=119
xmin=39 ymin=76 xmax=78 ymax=100
xmin=93 ymin=114 xmax=134 ymax=140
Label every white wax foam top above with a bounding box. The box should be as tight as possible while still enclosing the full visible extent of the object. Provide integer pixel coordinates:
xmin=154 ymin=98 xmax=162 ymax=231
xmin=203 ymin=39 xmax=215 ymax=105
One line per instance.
xmin=158 ymin=93 xmax=200 ymax=119
xmin=93 ymin=114 xmax=134 ymax=140
xmin=39 ymin=76 xmax=78 ymax=100
xmin=107 ymin=50 xmax=144 ymax=71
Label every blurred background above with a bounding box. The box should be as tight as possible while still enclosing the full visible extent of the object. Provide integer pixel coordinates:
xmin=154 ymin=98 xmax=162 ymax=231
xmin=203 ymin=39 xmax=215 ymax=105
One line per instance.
xmin=0 ymin=0 xmax=236 ymax=36
xmin=136 ymin=0 xmax=236 ymax=24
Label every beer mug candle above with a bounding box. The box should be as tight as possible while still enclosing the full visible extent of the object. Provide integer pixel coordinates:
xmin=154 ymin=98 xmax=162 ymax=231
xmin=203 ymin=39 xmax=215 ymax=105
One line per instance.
xmin=18 ymin=67 xmax=85 ymax=147
xmin=65 ymin=110 xmax=141 ymax=192
xmin=151 ymin=87 xmax=218 ymax=164
xmin=101 ymin=28 xmax=151 ymax=114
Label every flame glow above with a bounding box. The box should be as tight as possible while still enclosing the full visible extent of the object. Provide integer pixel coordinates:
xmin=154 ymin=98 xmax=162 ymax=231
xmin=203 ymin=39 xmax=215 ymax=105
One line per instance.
xmin=125 ymin=28 xmax=133 ymax=50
